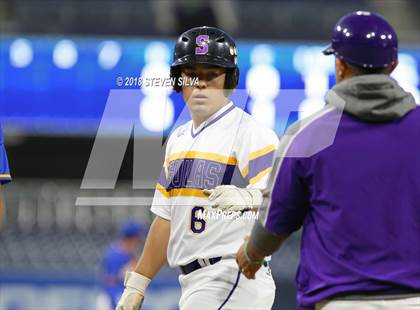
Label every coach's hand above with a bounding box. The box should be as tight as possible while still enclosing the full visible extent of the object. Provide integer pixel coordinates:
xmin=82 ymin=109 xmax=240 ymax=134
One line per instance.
xmin=116 ymin=271 xmax=151 ymax=310
xmin=204 ymin=185 xmax=263 ymax=212
xmin=236 ymin=238 xmax=264 ymax=279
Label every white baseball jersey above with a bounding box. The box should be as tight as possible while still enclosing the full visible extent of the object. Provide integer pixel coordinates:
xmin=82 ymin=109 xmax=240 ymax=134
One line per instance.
xmin=151 ymin=102 xmax=279 ymax=267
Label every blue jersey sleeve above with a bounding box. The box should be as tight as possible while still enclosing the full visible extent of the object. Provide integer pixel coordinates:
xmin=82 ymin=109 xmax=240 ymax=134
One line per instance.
xmin=0 ymin=127 xmax=11 ymax=184
xmin=102 ymin=245 xmax=133 ymax=282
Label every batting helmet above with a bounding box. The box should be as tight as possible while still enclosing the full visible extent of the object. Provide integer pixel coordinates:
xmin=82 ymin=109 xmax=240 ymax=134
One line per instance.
xmin=323 ymin=11 xmax=398 ymax=68
xmin=170 ymin=26 xmax=239 ymax=92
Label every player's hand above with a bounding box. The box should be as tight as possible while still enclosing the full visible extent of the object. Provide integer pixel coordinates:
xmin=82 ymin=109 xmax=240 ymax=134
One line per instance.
xmin=115 ymin=271 xmax=151 ymax=310
xmin=203 ymin=185 xmax=263 ymax=212
xmin=116 ymin=289 xmax=143 ymax=310
xmin=236 ymin=237 xmax=264 ymax=280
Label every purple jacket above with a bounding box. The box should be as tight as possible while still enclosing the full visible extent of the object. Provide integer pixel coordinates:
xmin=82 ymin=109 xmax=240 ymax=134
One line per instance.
xmin=258 ymin=75 xmax=420 ymax=307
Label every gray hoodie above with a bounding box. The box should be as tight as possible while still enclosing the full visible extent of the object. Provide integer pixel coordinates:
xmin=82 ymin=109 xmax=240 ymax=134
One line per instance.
xmin=325 ymin=74 xmax=417 ymax=122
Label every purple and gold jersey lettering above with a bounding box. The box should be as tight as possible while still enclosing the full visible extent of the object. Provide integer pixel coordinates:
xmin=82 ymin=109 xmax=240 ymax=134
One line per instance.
xmin=151 ymin=102 xmax=279 ymax=267
xmin=167 ymin=158 xmax=233 ymax=190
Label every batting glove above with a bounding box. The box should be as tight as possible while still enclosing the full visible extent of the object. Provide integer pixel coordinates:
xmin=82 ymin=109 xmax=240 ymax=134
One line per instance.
xmin=203 ymin=185 xmax=263 ymax=212
xmin=115 ymin=271 xmax=151 ymax=310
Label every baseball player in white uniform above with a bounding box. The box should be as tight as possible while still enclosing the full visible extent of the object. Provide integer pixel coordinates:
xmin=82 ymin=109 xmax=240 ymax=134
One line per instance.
xmin=116 ymin=26 xmax=278 ymax=310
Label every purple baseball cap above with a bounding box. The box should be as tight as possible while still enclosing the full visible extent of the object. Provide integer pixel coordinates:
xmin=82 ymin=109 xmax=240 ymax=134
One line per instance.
xmin=323 ymin=11 xmax=398 ymax=68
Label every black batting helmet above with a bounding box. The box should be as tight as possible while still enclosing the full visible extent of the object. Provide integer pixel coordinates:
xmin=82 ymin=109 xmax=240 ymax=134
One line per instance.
xmin=170 ymin=26 xmax=239 ymax=93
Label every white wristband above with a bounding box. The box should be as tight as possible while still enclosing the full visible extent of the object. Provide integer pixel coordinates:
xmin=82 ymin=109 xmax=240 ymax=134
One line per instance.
xmin=124 ymin=271 xmax=151 ymax=295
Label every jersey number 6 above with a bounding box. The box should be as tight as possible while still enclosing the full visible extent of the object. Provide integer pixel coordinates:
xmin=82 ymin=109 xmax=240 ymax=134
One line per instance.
xmin=190 ymin=206 xmax=206 ymax=234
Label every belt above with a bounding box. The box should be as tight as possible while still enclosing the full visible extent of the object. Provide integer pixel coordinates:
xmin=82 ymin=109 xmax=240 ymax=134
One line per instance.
xmin=179 ymin=257 xmax=269 ymax=275
xmin=180 ymin=257 xmax=222 ymax=275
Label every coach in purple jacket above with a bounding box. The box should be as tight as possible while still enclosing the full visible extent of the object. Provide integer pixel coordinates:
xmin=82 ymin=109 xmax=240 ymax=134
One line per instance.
xmin=236 ymin=11 xmax=420 ymax=310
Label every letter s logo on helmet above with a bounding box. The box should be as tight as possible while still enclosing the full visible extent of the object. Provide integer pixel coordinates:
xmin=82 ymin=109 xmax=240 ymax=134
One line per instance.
xmin=195 ymin=35 xmax=209 ymax=55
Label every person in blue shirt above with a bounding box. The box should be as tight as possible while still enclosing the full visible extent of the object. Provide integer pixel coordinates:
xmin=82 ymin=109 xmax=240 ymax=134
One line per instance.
xmin=102 ymin=220 xmax=145 ymax=309
xmin=0 ymin=125 xmax=12 ymax=226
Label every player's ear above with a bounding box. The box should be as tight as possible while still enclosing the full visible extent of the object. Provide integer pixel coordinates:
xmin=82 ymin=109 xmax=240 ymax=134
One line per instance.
xmin=171 ymin=66 xmax=182 ymax=93
xmin=223 ymin=68 xmax=239 ymax=96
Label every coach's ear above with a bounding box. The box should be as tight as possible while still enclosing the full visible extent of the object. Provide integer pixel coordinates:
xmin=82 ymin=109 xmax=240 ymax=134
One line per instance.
xmin=335 ymin=58 xmax=348 ymax=83
xmin=387 ymin=59 xmax=399 ymax=74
